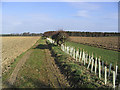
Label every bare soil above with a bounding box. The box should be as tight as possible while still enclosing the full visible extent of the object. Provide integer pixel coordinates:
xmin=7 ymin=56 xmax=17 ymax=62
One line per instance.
xmin=69 ymin=36 xmax=119 ymax=51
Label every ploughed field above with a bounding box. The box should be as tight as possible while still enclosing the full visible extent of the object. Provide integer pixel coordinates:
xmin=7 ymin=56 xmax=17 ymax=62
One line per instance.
xmin=2 ymin=36 xmax=40 ymax=73
xmin=69 ymin=37 xmax=119 ymax=51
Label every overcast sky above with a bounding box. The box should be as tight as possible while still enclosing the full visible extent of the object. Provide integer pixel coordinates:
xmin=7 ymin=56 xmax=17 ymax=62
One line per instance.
xmin=2 ymin=2 xmax=118 ymax=34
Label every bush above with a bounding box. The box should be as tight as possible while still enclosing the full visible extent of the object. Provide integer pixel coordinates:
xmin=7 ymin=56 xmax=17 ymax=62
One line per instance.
xmin=51 ymin=30 xmax=69 ymax=46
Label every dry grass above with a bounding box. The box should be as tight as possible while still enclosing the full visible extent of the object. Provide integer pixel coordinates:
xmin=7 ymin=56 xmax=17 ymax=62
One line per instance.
xmin=1 ymin=36 xmax=40 ymax=72
xmin=69 ymin=36 xmax=119 ymax=51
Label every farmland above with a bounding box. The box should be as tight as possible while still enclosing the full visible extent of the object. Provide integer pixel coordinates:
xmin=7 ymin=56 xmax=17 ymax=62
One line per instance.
xmin=2 ymin=37 xmax=70 ymax=88
xmin=69 ymin=36 xmax=119 ymax=51
xmin=2 ymin=36 xmax=120 ymax=89
xmin=2 ymin=36 xmax=40 ymax=73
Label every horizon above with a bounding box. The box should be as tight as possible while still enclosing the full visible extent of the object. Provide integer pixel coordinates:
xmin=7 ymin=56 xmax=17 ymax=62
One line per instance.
xmin=2 ymin=2 xmax=118 ymax=34
xmin=2 ymin=30 xmax=120 ymax=34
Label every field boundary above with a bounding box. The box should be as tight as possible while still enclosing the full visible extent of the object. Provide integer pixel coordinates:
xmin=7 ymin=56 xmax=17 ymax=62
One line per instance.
xmin=2 ymin=37 xmax=41 ymax=88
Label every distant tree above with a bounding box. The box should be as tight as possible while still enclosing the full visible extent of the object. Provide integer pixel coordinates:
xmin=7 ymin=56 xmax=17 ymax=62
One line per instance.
xmin=23 ymin=32 xmax=30 ymax=36
xmin=51 ymin=30 xmax=69 ymax=46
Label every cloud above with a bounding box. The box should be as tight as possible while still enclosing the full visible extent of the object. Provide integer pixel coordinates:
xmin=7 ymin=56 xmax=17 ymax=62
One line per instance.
xmin=70 ymin=2 xmax=100 ymax=18
xmin=69 ymin=2 xmax=101 ymax=11
xmin=75 ymin=10 xmax=89 ymax=17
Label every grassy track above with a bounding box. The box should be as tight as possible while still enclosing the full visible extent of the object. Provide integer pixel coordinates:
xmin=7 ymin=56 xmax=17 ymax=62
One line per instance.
xmin=14 ymin=39 xmax=46 ymax=88
xmin=2 ymin=50 xmax=28 ymax=82
xmin=66 ymin=41 xmax=120 ymax=68
xmin=13 ymin=38 xmax=70 ymax=88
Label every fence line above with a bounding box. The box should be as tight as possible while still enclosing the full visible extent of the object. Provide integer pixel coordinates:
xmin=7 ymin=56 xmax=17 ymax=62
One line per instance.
xmin=47 ymin=38 xmax=118 ymax=88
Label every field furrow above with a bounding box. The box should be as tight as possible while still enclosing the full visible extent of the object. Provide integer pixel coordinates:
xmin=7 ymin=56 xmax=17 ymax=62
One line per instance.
xmin=1 ymin=36 xmax=40 ymax=73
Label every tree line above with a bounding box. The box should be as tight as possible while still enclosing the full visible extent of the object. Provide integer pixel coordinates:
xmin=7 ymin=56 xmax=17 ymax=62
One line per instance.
xmin=43 ymin=31 xmax=120 ymax=37
xmin=1 ymin=32 xmax=43 ymax=36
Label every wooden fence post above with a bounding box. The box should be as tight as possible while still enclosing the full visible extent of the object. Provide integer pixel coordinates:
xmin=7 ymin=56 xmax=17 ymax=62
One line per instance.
xmin=105 ymin=66 xmax=107 ymax=85
xmin=113 ymin=71 xmax=116 ymax=88
xmin=108 ymin=63 xmax=112 ymax=77
xmin=95 ymin=57 xmax=97 ymax=75
xmin=102 ymin=61 xmax=104 ymax=75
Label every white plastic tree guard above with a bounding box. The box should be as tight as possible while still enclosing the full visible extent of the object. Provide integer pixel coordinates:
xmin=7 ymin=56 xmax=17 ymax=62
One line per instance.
xmin=113 ymin=71 xmax=116 ymax=88
xmin=95 ymin=57 xmax=97 ymax=75
xmin=105 ymin=66 xmax=107 ymax=85
xmin=76 ymin=50 xmax=79 ymax=62
xmin=115 ymin=65 xmax=118 ymax=80
xmin=87 ymin=55 xmax=91 ymax=69
xmin=91 ymin=58 xmax=94 ymax=72
xmin=99 ymin=58 xmax=101 ymax=79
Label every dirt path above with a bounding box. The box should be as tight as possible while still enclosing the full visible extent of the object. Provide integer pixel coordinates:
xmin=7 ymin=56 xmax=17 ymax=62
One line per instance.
xmin=7 ymin=50 xmax=33 ymax=87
